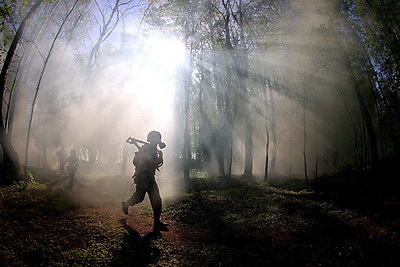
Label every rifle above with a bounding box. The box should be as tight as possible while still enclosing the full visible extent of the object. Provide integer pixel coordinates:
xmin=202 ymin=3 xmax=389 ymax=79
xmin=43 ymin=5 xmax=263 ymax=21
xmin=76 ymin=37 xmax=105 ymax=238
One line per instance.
xmin=126 ymin=137 xmax=166 ymax=150
xmin=126 ymin=137 xmax=144 ymax=150
xmin=126 ymin=136 xmax=165 ymax=173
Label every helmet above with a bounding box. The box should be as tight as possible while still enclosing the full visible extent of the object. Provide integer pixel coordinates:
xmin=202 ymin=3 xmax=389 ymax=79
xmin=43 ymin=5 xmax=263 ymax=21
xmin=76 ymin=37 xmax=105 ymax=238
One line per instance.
xmin=147 ymin=131 xmax=162 ymax=144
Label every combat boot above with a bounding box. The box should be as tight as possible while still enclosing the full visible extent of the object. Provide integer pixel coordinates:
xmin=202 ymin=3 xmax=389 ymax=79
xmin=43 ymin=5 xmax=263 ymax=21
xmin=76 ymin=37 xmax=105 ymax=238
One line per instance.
xmin=154 ymin=220 xmax=169 ymax=232
xmin=121 ymin=201 xmax=129 ymax=215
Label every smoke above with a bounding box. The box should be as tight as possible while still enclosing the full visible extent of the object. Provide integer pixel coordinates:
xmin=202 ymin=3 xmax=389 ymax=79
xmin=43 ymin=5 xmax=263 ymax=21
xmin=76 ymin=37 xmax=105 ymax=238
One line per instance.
xmin=9 ymin=23 xmax=183 ymax=193
xmin=6 ymin=0 xmax=359 ymax=196
xmin=192 ymin=0 xmax=354 ymax=178
xmin=248 ymin=0 xmax=353 ymax=177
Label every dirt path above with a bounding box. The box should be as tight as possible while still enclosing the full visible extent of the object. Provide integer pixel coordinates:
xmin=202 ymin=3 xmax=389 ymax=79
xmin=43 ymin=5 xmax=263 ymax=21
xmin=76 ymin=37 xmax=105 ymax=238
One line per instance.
xmin=57 ymin=174 xmax=203 ymax=256
xmin=42 ymin=173 xmax=400 ymax=266
xmin=95 ymin=204 xmax=181 ymax=238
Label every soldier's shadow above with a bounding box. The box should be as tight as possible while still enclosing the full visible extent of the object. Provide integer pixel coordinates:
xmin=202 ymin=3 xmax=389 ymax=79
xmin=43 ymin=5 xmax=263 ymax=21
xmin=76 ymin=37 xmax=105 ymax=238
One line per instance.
xmin=110 ymin=218 xmax=161 ymax=267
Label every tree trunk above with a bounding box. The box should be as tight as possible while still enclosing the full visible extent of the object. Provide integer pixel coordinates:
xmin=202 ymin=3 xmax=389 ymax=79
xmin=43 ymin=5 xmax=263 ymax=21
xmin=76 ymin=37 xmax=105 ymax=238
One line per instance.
xmin=0 ymin=0 xmax=45 ymax=183
xmin=183 ymin=7 xmax=195 ymax=193
xmin=222 ymin=0 xmax=252 ymax=177
xmin=42 ymin=143 xmax=49 ymax=169
xmin=183 ymin=62 xmax=191 ymax=192
xmin=264 ymin=83 xmax=270 ymax=182
xmin=212 ymin=52 xmax=225 ymax=177
xmin=24 ymin=0 xmax=79 ymax=179
xmin=7 ymin=0 xmax=61 ymax=139
xmin=337 ymin=35 xmax=379 ymax=169
xmin=268 ymin=78 xmax=277 ymax=174
xmin=314 ymin=87 xmax=319 ymax=179
xmin=223 ymin=51 xmax=234 ymax=177
xmin=289 ymin=113 xmax=293 ymax=179
xmin=303 ymin=76 xmax=309 ymax=181
xmin=5 ymin=60 xmax=21 ymax=133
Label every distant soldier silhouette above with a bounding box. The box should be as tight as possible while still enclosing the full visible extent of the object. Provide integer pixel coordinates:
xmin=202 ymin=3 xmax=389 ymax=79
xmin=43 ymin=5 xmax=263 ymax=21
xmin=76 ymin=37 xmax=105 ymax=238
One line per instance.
xmin=56 ymin=146 xmax=67 ymax=176
xmin=64 ymin=149 xmax=79 ymax=189
xmin=122 ymin=131 xmax=168 ymax=232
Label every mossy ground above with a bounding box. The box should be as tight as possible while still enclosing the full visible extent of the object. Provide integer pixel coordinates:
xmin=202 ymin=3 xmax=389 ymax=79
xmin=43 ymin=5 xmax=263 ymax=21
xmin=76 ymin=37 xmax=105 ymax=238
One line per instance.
xmin=0 ymin=169 xmax=399 ymax=266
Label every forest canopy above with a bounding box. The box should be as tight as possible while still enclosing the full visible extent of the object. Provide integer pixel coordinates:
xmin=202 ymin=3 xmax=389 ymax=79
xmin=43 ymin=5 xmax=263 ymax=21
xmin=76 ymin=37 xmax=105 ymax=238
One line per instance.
xmin=1 ymin=0 xmax=399 ymax=186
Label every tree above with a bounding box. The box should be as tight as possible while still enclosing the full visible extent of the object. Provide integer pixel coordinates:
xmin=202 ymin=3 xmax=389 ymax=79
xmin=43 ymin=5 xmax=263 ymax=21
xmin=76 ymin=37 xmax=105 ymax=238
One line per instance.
xmin=80 ymin=0 xmax=147 ymax=164
xmin=24 ymin=0 xmax=88 ymax=175
xmin=0 ymin=0 xmax=44 ymax=184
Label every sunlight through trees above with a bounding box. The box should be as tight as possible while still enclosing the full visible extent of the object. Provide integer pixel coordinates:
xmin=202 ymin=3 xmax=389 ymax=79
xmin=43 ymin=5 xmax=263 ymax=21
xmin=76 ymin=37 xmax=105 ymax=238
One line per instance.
xmin=1 ymin=0 xmax=400 ymax=185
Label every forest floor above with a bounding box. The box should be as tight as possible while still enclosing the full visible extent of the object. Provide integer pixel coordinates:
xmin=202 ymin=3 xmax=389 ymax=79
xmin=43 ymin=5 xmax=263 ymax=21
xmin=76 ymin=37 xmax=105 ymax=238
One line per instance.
xmin=1 ymin=166 xmax=400 ymax=266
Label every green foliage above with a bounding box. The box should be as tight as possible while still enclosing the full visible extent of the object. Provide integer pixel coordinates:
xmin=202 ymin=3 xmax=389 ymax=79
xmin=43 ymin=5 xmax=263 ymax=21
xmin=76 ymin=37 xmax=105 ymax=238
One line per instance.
xmin=162 ymin=174 xmax=400 ymax=266
xmin=1 ymin=172 xmax=399 ymax=266
xmin=0 ymin=0 xmax=28 ymax=27
xmin=2 ymin=182 xmax=75 ymax=213
xmin=39 ymin=188 xmax=76 ymax=213
xmin=61 ymin=243 xmax=114 ymax=266
xmin=0 ymin=1 xmax=15 ymax=21
xmin=0 ymin=184 xmax=123 ymax=266
xmin=25 ymin=170 xmax=36 ymax=183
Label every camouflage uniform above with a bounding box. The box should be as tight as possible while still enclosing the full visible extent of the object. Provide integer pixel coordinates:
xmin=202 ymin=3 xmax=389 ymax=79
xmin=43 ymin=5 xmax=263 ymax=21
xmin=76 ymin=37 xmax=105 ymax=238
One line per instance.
xmin=65 ymin=150 xmax=79 ymax=189
xmin=127 ymin=143 xmax=163 ymax=220
xmin=122 ymin=131 xmax=168 ymax=231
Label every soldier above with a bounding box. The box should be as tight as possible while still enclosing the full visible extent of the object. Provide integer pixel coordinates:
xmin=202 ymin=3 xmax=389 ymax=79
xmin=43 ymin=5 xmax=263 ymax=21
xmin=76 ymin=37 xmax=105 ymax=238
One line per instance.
xmin=64 ymin=149 xmax=79 ymax=189
xmin=56 ymin=146 xmax=67 ymax=176
xmin=121 ymin=131 xmax=168 ymax=232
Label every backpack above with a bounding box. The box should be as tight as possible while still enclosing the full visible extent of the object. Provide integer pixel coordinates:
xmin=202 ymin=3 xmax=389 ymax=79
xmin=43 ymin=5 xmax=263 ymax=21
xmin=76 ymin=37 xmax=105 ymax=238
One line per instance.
xmin=132 ymin=151 xmax=142 ymax=167
xmin=132 ymin=144 xmax=153 ymax=168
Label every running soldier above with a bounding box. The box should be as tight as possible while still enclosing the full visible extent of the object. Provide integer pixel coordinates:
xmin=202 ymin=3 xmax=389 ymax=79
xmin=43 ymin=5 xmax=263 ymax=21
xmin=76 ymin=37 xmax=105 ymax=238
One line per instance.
xmin=122 ymin=131 xmax=168 ymax=232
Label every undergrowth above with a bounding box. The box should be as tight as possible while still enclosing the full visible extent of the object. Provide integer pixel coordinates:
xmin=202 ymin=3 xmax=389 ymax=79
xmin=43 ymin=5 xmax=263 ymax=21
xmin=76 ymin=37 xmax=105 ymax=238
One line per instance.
xmin=1 ymin=172 xmax=399 ymax=266
xmin=162 ymin=175 xmax=400 ymax=266
xmin=0 ymin=182 xmax=124 ymax=266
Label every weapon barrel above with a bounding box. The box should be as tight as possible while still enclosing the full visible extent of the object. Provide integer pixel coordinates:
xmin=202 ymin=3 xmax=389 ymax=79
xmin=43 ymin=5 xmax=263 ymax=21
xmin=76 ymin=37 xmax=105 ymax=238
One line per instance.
xmin=126 ymin=137 xmax=166 ymax=149
xmin=131 ymin=137 xmax=148 ymax=144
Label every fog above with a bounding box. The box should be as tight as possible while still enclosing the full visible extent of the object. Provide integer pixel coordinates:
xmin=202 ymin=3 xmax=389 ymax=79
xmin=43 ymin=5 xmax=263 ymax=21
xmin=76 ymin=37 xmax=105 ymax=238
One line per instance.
xmin=10 ymin=30 xmax=182 ymax=181
xmin=3 ymin=0 xmax=361 ymax=193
